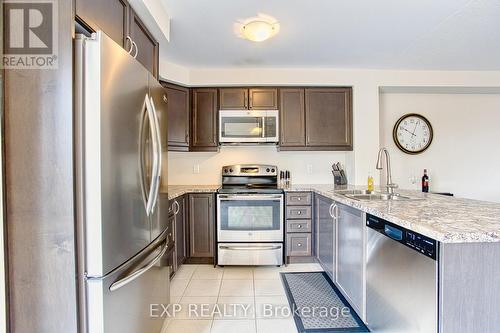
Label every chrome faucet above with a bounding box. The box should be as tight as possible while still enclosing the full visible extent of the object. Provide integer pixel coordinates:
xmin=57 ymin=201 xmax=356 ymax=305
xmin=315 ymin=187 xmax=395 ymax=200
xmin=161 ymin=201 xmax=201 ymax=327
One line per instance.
xmin=376 ymin=148 xmax=398 ymax=195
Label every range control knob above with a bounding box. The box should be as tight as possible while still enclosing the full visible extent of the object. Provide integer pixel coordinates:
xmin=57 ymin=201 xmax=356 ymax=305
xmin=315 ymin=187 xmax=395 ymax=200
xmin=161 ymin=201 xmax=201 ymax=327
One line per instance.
xmin=229 ymin=168 xmax=233 ymax=173
xmin=224 ymin=168 xmax=228 ymax=173
xmin=271 ymin=168 xmax=275 ymax=173
xmin=266 ymin=168 xmax=270 ymax=172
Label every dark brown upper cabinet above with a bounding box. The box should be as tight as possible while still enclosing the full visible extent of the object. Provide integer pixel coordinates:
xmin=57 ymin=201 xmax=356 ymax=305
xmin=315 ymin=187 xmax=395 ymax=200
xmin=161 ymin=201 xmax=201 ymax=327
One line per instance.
xmin=219 ymin=88 xmax=248 ymax=110
xmin=191 ymin=88 xmax=219 ymax=151
xmin=249 ymin=88 xmax=278 ymax=110
xmin=76 ymin=0 xmax=129 ymax=48
xmin=304 ymin=88 xmax=352 ymax=150
xmin=219 ymin=88 xmax=278 ymax=110
xmin=162 ymin=82 xmax=190 ymax=151
xmin=129 ymin=8 xmax=159 ymax=78
xmin=76 ymin=0 xmax=159 ymax=77
xmin=279 ymin=88 xmax=306 ymax=147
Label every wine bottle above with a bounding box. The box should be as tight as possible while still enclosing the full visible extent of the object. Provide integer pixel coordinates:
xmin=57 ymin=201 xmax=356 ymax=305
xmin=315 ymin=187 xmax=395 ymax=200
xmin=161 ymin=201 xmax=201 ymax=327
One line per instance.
xmin=422 ymin=169 xmax=429 ymax=193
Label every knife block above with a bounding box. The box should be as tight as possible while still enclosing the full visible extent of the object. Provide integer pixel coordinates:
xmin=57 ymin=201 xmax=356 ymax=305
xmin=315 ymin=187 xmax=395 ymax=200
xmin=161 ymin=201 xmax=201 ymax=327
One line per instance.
xmin=332 ymin=172 xmax=348 ymax=186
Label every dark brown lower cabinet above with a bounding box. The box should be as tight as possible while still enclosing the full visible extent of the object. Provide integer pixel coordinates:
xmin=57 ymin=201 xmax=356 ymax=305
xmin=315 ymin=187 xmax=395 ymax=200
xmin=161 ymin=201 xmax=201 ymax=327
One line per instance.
xmin=174 ymin=196 xmax=187 ymax=267
xmin=188 ymin=193 xmax=215 ymax=258
xmin=191 ymin=88 xmax=219 ymax=151
xmin=167 ymin=213 xmax=176 ymax=278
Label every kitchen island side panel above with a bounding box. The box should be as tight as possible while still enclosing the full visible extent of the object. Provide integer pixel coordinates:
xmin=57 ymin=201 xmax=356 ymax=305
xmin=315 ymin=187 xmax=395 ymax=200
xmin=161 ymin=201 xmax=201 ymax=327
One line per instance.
xmin=439 ymin=242 xmax=500 ymax=333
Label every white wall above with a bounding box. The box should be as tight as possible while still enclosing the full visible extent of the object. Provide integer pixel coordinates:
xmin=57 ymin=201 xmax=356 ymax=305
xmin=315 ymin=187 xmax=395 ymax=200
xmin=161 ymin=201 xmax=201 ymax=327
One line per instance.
xmin=167 ymin=147 xmax=349 ymax=185
xmin=380 ymin=92 xmax=500 ymax=202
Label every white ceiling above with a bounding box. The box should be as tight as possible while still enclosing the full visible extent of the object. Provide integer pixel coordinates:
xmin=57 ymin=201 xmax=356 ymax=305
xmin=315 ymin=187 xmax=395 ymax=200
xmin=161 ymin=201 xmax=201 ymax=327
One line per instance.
xmin=160 ymin=0 xmax=500 ymax=70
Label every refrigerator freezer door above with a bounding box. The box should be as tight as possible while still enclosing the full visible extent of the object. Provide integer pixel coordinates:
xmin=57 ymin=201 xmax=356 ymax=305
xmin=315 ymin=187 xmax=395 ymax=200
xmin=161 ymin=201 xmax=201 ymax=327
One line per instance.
xmin=148 ymin=74 xmax=169 ymax=240
xmin=79 ymin=32 xmax=152 ymax=277
xmin=86 ymin=230 xmax=173 ymax=333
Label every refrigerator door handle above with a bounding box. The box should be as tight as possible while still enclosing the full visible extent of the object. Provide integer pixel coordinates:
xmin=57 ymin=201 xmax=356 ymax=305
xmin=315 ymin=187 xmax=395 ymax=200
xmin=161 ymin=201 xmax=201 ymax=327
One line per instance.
xmin=109 ymin=239 xmax=169 ymax=292
xmin=139 ymin=96 xmax=149 ymax=214
xmin=144 ymin=95 xmax=160 ymax=216
xmin=148 ymin=96 xmax=162 ymax=214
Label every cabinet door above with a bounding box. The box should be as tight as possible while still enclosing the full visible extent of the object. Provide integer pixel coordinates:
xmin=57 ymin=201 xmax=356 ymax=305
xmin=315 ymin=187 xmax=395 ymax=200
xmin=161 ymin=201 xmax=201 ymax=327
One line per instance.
xmin=168 ymin=213 xmax=176 ymax=277
xmin=249 ymin=88 xmax=278 ymax=110
xmin=305 ymin=88 xmax=352 ymax=149
xmin=219 ymin=88 xmax=248 ymax=110
xmin=191 ymin=89 xmax=218 ymax=151
xmin=188 ymin=194 xmax=214 ymax=258
xmin=163 ymin=83 xmax=190 ymax=150
xmin=129 ymin=9 xmax=159 ymax=77
xmin=174 ymin=196 xmax=187 ymax=266
xmin=280 ymin=88 xmax=305 ymax=147
xmin=76 ymin=0 xmax=129 ymax=48
xmin=315 ymin=195 xmax=335 ymax=280
xmin=336 ymin=204 xmax=365 ymax=314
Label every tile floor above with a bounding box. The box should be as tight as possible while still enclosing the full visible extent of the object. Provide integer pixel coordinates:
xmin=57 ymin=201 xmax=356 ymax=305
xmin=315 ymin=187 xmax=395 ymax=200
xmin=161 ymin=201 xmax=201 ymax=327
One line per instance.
xmin=162 ymin=263 xmax=323 ymax=333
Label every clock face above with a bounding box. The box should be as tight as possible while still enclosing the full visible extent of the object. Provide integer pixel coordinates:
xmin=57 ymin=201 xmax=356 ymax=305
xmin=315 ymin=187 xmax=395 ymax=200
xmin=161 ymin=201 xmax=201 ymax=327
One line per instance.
xmin=393 ymin=114 xmax=433 ymax=154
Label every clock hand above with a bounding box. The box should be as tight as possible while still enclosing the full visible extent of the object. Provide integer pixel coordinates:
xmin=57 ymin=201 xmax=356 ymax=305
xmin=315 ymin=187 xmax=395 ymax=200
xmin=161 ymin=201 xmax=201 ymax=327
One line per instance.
xmin=402 ymin=127 xmax=416 ymax=137
xmin=412 ymin=122 xmax=418 ymax=135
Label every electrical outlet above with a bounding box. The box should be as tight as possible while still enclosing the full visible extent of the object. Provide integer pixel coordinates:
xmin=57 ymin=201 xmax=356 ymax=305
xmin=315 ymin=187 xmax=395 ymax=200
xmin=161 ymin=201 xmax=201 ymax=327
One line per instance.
xmin=307 ymin=164 xmax=313 ymax=174
xmin=193 ymin=164 xmax=200 ymax=174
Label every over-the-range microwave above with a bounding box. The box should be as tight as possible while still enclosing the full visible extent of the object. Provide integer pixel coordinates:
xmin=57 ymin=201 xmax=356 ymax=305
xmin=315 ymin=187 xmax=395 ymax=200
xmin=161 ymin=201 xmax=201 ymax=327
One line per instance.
xmin=219 ymin=110 xmax=279 ymax=144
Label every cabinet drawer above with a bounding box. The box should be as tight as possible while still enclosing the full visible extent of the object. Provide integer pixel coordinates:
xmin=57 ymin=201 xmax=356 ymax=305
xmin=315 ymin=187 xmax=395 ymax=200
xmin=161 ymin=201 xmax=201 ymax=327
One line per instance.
xmin=286 ymin=219 xmax=312 ymax=233
xmin=286 ymin=233 xmax=312 ymax=256
xmin=286 ymin=192 xmax=312 ymax=205
xmin=286 ymin=206 xmax=311 ymax=219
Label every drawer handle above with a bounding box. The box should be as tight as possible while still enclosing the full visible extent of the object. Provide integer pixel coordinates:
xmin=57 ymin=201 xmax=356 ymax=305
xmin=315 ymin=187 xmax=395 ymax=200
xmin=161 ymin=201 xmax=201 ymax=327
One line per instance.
xmin=220 ymin=245 xmax=281 ymax=251
xmin=297 ymin=211 xmax=302 ymax=215
xmin=297 ymin=243 xmax=302 ymax=247
xmin=297 ymin=224 xmax=302 ymax=228
xmin=297 ymin=197 xmax=301 ymax=201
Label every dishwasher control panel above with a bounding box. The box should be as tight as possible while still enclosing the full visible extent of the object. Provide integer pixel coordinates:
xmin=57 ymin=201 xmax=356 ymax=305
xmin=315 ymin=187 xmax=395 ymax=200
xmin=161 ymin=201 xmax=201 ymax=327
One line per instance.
xmin=366 ymin=214 xmax=438 ymax=260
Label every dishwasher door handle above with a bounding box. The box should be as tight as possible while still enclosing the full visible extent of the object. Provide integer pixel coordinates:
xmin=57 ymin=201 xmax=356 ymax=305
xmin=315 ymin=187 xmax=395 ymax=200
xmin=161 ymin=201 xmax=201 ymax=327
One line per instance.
xmin=384 ymin=225 xmax=403 ymax=241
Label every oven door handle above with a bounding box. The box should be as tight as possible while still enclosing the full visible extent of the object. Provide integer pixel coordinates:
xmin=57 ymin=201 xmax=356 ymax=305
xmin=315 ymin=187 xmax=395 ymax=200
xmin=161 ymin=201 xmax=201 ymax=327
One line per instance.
xmin=219 ymin=245 xmax=282 ymax=251
xmin=218 ymin=194 xmax=283 ymax=200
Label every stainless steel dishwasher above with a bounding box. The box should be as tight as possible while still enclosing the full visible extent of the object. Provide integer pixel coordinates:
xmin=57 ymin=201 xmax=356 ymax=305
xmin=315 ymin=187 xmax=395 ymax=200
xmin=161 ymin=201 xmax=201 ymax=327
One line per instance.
xmin=366 ymin=214 xmax=439 ymax=333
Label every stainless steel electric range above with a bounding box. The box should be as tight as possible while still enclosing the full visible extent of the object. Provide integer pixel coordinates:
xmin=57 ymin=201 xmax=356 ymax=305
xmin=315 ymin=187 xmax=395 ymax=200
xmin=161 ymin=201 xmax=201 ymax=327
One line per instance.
xmin=217 ymin=164 xmax=284 ymax=266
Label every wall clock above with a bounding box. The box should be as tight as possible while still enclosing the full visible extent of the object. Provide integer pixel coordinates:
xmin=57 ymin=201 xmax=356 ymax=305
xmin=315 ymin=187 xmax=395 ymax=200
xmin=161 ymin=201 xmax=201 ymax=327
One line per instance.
xmin=393 ymin=113 xmax=433 ymax=154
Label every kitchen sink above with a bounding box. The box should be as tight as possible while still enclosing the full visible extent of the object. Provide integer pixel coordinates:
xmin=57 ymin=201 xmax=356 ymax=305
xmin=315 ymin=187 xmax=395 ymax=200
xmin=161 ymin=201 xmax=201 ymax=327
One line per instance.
xmin=339 ymin=192 xmax=422 ymax=201
xmin=334 ymin=189 xmax=377 ymax=195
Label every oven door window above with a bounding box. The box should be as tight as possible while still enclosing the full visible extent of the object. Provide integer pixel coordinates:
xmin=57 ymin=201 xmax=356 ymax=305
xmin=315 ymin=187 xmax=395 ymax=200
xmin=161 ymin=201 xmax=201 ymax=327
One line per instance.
xmin=221 ymin=117 xmax=263 ymax=138
xmin=219 ymin=200 xmax=281 ymax=231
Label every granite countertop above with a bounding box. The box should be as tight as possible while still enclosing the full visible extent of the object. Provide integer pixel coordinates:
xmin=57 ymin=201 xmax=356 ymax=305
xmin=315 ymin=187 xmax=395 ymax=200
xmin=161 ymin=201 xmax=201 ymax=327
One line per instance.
xmin=161 ymin=185 xmax=220 ymax=200
xmin=286 ymin=184 xmax=500 ymax=244
xmin=162 ymin=184 xmax=500 ymax=243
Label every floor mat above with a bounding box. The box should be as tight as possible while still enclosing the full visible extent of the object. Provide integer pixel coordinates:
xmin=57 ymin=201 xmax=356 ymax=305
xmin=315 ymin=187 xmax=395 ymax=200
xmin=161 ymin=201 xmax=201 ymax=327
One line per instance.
xmin=280 ymin=271 xmax=370 ymax=332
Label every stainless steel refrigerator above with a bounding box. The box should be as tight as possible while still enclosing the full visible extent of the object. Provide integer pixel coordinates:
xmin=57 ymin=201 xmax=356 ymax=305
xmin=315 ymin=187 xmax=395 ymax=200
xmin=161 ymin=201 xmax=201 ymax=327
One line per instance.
xmin=75 ymin=31 xmax=171 ymax=333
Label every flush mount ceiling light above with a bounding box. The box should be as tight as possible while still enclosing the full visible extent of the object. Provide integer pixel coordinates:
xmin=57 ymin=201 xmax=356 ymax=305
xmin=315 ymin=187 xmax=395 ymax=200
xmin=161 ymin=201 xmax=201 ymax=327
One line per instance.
xmin=242 ymin=20 xmax=278 ymax=42
xmin=236 ymin=15 xmax=280 ymax=42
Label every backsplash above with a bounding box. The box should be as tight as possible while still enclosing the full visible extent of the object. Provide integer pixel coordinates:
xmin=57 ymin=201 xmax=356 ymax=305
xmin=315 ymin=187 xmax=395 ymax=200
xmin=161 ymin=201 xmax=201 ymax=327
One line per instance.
xmin=167 ymin=146 xmax=352 ymax=185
